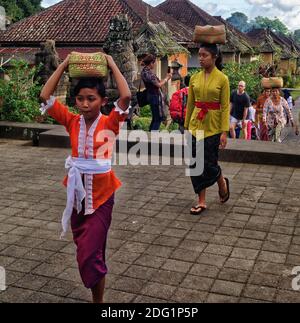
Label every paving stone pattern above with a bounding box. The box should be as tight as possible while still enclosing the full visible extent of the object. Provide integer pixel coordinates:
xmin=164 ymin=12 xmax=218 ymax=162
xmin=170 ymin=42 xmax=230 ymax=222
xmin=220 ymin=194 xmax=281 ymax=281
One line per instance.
xmin=0 ymin=139 xmax=300 ymax=303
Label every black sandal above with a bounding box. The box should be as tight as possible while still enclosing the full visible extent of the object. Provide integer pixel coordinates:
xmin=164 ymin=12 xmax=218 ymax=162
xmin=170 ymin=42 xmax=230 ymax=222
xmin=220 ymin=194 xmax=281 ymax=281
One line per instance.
xmin=190 ymin=205 xmax=207 ymax=215
xmin=219 ymin=177 xmax=230 ymax=204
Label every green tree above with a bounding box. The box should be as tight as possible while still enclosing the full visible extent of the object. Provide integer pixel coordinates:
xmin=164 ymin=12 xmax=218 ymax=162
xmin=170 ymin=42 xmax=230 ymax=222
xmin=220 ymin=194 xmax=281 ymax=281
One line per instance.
xmin=0 ymin=0 xmax=42 ymax=23
xmin=226 ymin=12 xmax=250 ymax=32
xmin=223 ymin=61 xmax=262 ymax=100
xmin=0 ymin=59 xmax=43 ymax=122
xmin=253 ymin=16 xmax=289 ymax=35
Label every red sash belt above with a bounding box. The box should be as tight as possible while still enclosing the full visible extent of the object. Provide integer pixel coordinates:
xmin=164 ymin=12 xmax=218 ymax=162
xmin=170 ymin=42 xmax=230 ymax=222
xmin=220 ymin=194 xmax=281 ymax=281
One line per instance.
xmin=195 ymin=101 xmax=221 ymax=121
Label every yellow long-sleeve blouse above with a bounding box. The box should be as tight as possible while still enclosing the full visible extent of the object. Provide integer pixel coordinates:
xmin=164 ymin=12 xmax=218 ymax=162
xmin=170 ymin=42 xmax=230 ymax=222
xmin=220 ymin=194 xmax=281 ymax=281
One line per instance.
xmin=184 ymin=67 xmax=230 ymax=139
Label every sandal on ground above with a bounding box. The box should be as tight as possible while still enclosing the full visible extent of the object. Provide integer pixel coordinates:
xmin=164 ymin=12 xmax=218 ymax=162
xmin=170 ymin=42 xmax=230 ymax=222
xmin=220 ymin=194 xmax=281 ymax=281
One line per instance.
xmin=219 ymin=177 xmax=230 ymax=204
xmin=190 ymin=205 xmax=207 ymax=215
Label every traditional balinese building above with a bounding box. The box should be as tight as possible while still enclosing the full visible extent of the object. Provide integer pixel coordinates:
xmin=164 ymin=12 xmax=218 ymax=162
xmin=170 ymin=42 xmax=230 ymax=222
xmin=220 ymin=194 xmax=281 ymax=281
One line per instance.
xmin=135 ymin=20 xmax=189 ymax=94
xmin=0 ymin=0 xmax=192 ymax=81
xmin=247 ymin=29 xmax=300 ymax=76
xmin=213 ymin=16 xmax=254 ymax=64
xmin=157 ymin=0 xmax=254 ymax=67
xmin=247 ymin=29 xmax=276 ymax=65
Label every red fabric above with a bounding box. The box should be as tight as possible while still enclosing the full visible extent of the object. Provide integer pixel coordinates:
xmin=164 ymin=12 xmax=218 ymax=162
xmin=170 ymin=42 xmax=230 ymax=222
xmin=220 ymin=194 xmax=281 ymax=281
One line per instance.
xmin=71 ymin=194 xmax=114 ymax=288
xmin=260 ymin=122 xmax=269 ymax=141
xmin=246 ymin=121 xmax=252 ymax=140
xmin=170 ymin=87 xmax=188 ymax=122
xmin=195 ymin=101 xmax=221 ymax=121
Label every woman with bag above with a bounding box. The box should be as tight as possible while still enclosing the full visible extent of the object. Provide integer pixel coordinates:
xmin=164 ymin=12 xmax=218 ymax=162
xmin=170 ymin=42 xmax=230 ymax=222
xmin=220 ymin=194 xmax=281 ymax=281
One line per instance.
xmin=140 ymin=54 xmax=172 ymax=131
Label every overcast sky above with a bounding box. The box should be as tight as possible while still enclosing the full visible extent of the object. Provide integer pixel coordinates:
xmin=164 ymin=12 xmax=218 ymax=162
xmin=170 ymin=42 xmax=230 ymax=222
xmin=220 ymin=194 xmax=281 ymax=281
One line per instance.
xmin=41 ymin=0 xmax=300 ymax=30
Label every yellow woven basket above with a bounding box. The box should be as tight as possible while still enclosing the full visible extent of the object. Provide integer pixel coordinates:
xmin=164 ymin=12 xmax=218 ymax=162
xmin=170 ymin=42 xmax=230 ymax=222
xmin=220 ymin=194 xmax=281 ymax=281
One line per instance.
xmin=69 ymin=52 xmax=108 ymax=78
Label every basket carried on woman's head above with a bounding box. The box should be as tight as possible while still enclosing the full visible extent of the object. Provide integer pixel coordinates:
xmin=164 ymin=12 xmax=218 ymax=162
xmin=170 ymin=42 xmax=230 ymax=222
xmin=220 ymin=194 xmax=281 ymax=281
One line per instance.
xmin=261 ymin=77 xmax=283 ymax=89
xmin=69 ymin=52 xmax=108 ymax=78
xmin=193 ymin=25 xmax=226 ymax=44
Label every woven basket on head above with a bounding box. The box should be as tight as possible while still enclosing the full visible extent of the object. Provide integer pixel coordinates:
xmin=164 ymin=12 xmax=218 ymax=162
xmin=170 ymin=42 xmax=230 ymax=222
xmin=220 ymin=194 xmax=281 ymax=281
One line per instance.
xmin=261 ymin=77 xmax=283 ymax=89
xmin=69 ymin=52 xmax=108 ymax=78
xmin=193 ymin=25 xmax=226 ymax=44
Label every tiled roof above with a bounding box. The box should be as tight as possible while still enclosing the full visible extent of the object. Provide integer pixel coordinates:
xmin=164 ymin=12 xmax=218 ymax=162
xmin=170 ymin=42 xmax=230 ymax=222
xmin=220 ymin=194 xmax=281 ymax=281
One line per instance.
xmin=247 ymin=28 xmax=299 ymax=58
xmin=157 ymin=0 xmax=221 ymax=28
xmin=0 ymin=46 xmax=104 ymax=63
xmin=0 ymin=0 xmax=193 ymax=45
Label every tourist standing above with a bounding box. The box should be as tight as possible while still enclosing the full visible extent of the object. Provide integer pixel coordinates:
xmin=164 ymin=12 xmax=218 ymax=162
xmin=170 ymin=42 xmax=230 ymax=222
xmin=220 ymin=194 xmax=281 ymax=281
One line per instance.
xmin=141 ymin=54 xmax=172 ymax=131
xmin=229 ymin=81 xmax=250 ymax=139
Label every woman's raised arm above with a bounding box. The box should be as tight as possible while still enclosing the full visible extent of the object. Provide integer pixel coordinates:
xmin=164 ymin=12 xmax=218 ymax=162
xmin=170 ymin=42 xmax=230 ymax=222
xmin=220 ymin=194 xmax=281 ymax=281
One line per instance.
xmin=105 ymin=55 xmax=131 ymax=111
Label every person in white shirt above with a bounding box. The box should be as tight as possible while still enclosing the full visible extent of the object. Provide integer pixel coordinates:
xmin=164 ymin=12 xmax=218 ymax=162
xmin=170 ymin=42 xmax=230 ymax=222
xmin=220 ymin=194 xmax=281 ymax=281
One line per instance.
xmin=244 ymin=99 xmax=256 ymax=140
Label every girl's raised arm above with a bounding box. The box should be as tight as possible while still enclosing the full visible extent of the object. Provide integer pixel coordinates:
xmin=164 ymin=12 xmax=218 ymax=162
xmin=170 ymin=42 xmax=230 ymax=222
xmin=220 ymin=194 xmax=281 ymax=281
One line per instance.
xmin=40 ymin=55 xmax=69 ymax=103
xmin=105 ymin=55 xmax=131 ymax=111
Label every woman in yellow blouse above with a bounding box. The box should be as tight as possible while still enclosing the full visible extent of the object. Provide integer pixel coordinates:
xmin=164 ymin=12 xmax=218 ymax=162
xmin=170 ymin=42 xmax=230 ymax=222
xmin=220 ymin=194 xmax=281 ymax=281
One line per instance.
xmin=185 ymin=43 xmax=230 ymax=215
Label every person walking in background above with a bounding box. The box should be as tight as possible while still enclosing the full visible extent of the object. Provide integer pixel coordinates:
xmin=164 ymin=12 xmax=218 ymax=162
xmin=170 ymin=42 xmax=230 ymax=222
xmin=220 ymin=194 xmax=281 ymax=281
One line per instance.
xmin=245 ymin=99 xmax=257 ymax=140
xmin=184 ymin=43 xmax=230 ymax=215
xmin=263 ymin=87 xmax=295 ymax=142
xmin=141 ymin=54 xmax=172 ymax=131
xmin=170 ymin=75 xmax=191 ymax=134
xmin=283 ymin=89 xmax=294 ymax=110
xmin=256 ymin=88 xmax=271 ymax=141
xmin=229 ymin=81 xmax=250 ymax=139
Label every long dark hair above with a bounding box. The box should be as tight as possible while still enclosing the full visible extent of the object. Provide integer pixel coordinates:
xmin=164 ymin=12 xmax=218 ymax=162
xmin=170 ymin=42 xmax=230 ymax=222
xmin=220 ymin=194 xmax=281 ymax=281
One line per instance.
xmin=200 ymin=43 xmax=223 ymax=71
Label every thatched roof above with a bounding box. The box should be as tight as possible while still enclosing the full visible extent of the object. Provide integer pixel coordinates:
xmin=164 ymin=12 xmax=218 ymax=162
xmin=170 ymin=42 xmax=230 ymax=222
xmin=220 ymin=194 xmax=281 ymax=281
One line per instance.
xmin=247 ymin=29 xmax=282 ymax=54
xmin=135 ymin=21 xmax=189 ymax=57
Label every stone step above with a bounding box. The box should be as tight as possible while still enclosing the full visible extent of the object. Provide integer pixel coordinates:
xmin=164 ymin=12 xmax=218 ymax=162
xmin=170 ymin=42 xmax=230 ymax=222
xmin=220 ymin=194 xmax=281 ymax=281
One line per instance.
xmin=1 ymin=121 xmax=299 ymax=167
xmin=0 ymin=121 xmax=59 ymax=146
xmin=38 ymin=125 xmax=300 ymax=167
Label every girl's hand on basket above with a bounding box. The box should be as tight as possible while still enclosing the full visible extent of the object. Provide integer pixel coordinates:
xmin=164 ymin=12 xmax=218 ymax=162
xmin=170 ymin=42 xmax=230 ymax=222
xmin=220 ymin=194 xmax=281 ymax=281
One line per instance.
xmin=62 ymin=55 xmax=70 ymax=70
xmin=104 ymin=54 xmax=116 ymax=69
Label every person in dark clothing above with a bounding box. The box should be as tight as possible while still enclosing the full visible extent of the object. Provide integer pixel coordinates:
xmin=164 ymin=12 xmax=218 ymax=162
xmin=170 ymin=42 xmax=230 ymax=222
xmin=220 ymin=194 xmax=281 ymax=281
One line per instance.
xmin=282 ymin=89 xmax=294 ymax=111
xmin=229 ymin=81 xmax=251 ymax=139
xmin=140 ymin=54 xmax=172 ymax=131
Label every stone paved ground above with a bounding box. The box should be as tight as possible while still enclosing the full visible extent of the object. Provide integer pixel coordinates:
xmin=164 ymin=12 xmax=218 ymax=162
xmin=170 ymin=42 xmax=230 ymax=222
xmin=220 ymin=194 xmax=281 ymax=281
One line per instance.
xmin=0 ymin=139 xmax=300 ymax=303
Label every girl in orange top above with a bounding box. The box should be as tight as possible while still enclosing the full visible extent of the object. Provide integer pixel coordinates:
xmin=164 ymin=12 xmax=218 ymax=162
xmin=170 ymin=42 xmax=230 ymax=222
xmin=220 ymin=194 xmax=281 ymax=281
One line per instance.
xmin=40 ymin=54 xmax=131 ymax=303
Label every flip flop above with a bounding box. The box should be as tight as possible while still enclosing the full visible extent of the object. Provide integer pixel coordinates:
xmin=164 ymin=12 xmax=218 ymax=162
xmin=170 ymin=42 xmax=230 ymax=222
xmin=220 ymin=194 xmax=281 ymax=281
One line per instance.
xmin=190 ymin=205 xmax=207 ymax=215
xmin=219 ymin=177 xmax=230 ymax=204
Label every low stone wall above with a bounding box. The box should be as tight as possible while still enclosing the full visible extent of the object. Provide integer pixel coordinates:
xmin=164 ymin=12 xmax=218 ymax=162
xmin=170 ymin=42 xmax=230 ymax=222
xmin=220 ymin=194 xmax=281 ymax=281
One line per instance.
xmin=0 ymin=121 xmax=58 ymax=146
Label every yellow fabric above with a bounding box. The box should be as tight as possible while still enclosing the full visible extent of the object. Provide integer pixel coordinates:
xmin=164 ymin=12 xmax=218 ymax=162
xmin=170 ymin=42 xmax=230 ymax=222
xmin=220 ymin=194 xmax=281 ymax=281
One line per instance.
xmin=184 ymin=67 xmax=230 ymax=138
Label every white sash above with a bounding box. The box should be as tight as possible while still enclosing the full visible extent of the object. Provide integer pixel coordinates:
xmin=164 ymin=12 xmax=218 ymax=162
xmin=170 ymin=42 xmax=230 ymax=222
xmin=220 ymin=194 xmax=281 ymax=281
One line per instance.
xmin=61 ymin=156 xmax=112 ymax=238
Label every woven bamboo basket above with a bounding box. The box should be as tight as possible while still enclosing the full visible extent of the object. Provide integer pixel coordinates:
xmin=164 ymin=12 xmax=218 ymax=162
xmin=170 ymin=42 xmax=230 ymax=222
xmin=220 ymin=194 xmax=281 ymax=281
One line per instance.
xmin=261 ymin=77 xmax=283 ymax=89
xmin=193 ymin=25 xmax=226 ymax=44
xmin=69 ymin=52 xmax=108 ymax=78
